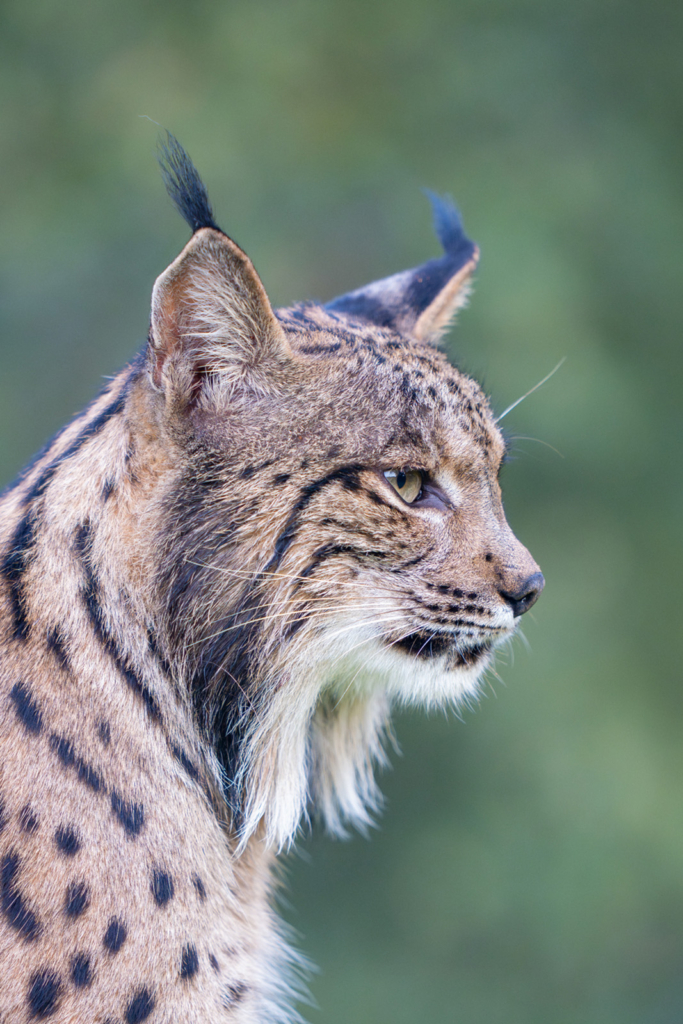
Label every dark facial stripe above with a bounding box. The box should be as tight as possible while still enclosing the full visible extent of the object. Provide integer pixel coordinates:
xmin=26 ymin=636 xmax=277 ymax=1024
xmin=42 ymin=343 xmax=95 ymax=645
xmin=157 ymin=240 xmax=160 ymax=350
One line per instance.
xmin=395 ymin=551 xmax=429 ymax=570
xmin=264 ymin=465 xmax=365 ymax=572
xmin=300 ymin=543 xmax=387 ymax=579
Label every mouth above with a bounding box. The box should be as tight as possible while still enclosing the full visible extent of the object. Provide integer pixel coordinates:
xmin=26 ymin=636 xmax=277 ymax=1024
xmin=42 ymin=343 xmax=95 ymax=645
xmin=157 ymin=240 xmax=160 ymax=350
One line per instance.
xmin=391 ymin=631 xmax=491 ymax=668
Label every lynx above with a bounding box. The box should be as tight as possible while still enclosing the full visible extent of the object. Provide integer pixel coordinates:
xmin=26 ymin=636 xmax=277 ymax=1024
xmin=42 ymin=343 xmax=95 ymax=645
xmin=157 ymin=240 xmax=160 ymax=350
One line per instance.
xmin=0 ymin=136 xmax=543 ymax=1022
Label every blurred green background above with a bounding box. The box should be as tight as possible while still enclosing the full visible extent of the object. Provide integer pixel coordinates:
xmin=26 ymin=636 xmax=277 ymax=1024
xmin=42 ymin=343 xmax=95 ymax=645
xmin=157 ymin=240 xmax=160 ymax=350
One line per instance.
xmin=1 ymin=1 xmax=681 ymax=1021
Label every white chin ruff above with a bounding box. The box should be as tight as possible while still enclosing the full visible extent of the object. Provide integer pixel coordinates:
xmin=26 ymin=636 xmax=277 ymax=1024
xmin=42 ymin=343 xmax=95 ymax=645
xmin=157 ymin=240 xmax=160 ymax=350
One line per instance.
xmin=319 ymin=625 xmax=509 ymax=711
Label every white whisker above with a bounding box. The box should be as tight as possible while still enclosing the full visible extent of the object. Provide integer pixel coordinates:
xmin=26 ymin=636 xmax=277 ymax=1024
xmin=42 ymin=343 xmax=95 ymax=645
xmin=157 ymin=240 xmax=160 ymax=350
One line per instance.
xmin=496 ymin=358 xmax=566 ymax=422
xmin=509 ymin=436 xmax=564 ymax=458
xmin=186 ymin=603 xmax=398 ymax=647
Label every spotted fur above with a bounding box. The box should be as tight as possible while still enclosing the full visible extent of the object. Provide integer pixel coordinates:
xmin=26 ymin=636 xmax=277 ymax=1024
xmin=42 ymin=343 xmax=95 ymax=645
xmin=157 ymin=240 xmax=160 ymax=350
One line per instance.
xmin=0 ymin=137 xmax=543 ymax=1022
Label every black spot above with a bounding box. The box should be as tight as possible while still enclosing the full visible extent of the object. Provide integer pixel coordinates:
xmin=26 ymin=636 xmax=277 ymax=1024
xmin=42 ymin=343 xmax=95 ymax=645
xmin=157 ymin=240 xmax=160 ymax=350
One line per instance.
xmin=485 ymin=552 xmax=493 ymax=562
xmin=70 ymin=952 xmax=92 ymax=988
xmin=180 ymin=943 xmax=199 ymax=980
xmin=1 ymin=851 xmax=40 ymax=940
xmin=49 ymin=734 xmax=103 ymax=793
xmin=467 ymin=592 xmax=477 ymax=600
xmin=0 ymin=797 xmax=5 ymax=833
xmin=55 ymin=825 xmax=81 ymax=856
xmin=223 ymin=981 xmax=248 ymax=1007
xmin=209 ymin=953 xmax=219 ymax=973
xmin=465 ymin=604 xmax=476 ymax=613
xmin=170 ymin=743 xmax=200 ymax=783
xmin=10 ymin=682 xmax=43 ymax=734
xmin=98 ymin=720 xmax=111 ymax=746
xmin=437 ymin=584 xmax=450 ymax=594
xmin=448 ymin=604 xmax=461 ymax=614
xmin=272 ymin=473 xmax=290 ymax=486
xmin=151 ymin=870 xmax=174 ymax=907
xmin=46 ymin=627 xmax=69 ymax=671
xmin=192 ymin=875 xmax=206 ymax=900
xmin=27 ymin=969 xmax=61 ymax=1018
xmin=65 ymin=881 xmax=89 ymax=918
xmin=110 ymin=791 xmax=144 ymax=837
xmin=102 ymin=479 xmax=115 ymax=501
xmin=125 ymin=986 xmax=156 ymax=1023
xmin=452 ymin=588 xmax=463 ymax=598
xmin=103 ymin=917 xmax=127 ymax=954
xmin=239 ymin=465 xmax=256 ymax=480
xmin=20 ymin=805 xmax=40 ymax=834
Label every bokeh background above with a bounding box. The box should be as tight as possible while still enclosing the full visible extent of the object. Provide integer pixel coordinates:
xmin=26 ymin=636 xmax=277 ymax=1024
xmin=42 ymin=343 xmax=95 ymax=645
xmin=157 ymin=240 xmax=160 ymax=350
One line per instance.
xmin=1 ymin=1 xmax=681 ymax=1021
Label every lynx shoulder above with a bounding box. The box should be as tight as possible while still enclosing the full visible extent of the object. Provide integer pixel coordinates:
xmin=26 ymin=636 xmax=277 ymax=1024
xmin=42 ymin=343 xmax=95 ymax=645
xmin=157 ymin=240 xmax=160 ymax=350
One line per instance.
xmin=0 ymin=136 xmax=543 ymax=1023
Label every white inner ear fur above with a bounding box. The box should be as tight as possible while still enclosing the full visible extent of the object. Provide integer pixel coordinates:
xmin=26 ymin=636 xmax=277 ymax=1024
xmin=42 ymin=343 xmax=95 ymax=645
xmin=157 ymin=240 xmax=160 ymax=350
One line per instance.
xmin=413 ymin=253 xmax=478 ymax=343
xmin=149 ymin=228 xmax=289 ymax=396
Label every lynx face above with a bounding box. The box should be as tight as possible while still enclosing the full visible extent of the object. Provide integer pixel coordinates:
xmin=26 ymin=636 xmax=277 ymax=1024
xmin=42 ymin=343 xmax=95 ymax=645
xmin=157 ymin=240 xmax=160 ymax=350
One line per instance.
xmin=177 ymin=306 xmax=539 ymax=713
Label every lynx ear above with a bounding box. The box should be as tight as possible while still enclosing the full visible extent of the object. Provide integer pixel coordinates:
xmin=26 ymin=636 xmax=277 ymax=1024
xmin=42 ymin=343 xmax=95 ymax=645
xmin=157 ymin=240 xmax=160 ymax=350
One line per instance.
xmin=326 ymin=192 xmax=479 ymax=343
xmin=149 ymin=227 xmax=290 ymax=398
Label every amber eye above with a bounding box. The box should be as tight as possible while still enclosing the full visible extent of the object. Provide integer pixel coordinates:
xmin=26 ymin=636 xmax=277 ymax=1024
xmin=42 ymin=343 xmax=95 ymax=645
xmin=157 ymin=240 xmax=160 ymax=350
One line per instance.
xmin=383 ymin=469 xmax=423 ymax=503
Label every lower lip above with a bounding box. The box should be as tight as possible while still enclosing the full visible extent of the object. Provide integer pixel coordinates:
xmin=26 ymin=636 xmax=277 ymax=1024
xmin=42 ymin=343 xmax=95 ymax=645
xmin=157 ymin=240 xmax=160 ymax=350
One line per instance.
xmin=391 ymin=633 xmax=489 ymax=666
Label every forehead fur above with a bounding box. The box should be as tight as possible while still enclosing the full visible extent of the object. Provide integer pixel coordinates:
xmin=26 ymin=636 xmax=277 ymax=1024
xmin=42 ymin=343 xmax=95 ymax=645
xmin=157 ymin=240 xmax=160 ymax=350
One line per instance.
xmin=263 ymin=301 xmax=504 ymax=466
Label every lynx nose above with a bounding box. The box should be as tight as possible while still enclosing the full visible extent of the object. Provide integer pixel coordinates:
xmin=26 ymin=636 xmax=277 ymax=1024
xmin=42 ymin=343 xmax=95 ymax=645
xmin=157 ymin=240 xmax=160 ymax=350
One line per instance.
xmin=500 ymin=572 xmax=545 ymax=617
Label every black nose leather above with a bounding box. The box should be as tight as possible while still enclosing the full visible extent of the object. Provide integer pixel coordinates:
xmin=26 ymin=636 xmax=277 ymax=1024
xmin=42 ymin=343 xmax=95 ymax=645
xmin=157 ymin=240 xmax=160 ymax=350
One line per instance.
xmin=500 ymin=572 xmax=545 ymax=617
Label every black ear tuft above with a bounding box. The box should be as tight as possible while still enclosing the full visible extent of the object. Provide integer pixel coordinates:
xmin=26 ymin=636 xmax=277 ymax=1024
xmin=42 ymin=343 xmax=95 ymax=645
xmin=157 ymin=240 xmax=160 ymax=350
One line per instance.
xmin=424 ymin=190 xmax=472 ymax=263
xmin=325 ymin=189 xmax=479 ymax=342
xmin=157 ymin=132 xmax=221 ymax=234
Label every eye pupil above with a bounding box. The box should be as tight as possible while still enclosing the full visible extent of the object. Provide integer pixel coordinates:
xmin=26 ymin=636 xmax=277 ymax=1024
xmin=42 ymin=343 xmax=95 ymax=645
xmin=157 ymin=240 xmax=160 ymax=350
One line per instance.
xmin=396 ymin=471 xmax=407 ymax=489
